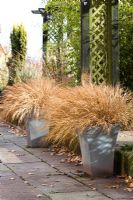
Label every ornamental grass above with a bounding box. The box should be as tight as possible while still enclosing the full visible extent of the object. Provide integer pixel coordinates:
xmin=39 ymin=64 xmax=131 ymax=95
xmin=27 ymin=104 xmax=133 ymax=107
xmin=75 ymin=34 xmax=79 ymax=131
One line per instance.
xmin=45 ymin=84 xmax=133 ymax=151
xmin=0 ymin=78 xmax=57 ymax=124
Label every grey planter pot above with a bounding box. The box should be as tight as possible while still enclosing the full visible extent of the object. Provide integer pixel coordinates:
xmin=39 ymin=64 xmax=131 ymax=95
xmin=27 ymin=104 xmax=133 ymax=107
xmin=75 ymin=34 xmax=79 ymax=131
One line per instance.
xmin=78 ymin=124 xmax=120 ymax=177
xmin=26 ymin=118 xmax=49 ymax=148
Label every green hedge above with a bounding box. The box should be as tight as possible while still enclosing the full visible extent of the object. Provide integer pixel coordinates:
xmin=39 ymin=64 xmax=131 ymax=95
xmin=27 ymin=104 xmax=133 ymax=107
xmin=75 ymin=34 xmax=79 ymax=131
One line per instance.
xmin=119 ymin=1 xmax=133 ymax=90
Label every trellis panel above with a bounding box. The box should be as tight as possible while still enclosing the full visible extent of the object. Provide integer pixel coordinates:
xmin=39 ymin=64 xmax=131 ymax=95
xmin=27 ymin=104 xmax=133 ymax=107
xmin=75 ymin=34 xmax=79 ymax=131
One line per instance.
xmin=90 ymin=0 xmax=111 ymax=84
xmin=81 ymin=0 xmax=119 ymax=85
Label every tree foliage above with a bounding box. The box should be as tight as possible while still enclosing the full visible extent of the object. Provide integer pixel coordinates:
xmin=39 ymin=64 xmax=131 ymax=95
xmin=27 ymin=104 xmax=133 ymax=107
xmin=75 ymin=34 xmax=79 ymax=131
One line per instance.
xmin=43 ymin=0 xmax=133 ymax=88
xmin=44 ymin=0 xmax=80 ymax=84
xmin=10 ymin=24 xmax=27 ymax=67
xmin=8 ymin=24 xmax=27 ymax=85
xmin=119 ymin=0 xmax=133 ymax=90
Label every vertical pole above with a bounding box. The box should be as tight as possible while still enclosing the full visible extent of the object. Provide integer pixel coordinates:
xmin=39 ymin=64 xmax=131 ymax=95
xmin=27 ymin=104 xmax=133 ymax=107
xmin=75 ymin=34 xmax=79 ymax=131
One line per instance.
xmin=80 ymin=0 xmax=90 ymax=82
xmin=112 ymin=0 xmax=119 ymax=85
xmin=42 ymin=12 xmax=48 ymax=65
xmin=106 ymin=0 xmax=112 ymax=85
xmin=56 ymin=18 xmax=63 ymax=81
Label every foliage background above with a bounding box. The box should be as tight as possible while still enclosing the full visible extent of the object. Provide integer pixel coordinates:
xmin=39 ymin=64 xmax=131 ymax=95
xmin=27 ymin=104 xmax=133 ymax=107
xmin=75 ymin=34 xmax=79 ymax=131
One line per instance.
xmin=43 ymin=0 xmax=133 ymax=89
xmin=43 ymin=0 xmax=80 ymax=84
xmin=119 ymin=0 xmax=133 ymax=90
xmin=8 ymin=24 xmax=27 ymax=85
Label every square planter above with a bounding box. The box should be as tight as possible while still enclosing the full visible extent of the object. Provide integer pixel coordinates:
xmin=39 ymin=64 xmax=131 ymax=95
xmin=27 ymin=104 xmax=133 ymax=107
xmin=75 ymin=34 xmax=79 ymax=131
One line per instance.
xmin=26 ymin=118 xmax=49 ymax=148
xmin=78 ymin=124 xmax=120 ymax=177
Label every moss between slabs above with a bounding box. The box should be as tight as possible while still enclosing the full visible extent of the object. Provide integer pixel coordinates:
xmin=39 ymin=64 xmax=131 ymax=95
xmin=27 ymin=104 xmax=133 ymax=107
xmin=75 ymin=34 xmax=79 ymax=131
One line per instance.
xmin=114 ymin=144 xmax=133 ymax=177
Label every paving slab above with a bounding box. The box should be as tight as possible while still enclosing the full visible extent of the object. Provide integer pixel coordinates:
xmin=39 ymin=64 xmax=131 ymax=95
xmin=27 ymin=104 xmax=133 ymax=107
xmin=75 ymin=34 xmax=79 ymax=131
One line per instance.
xmin=76 ymin=176 xmax=133 ymax=199
xmin=25 ymin=149 xmax=84 ymax=175
xmin=0 ymin=126 xmax=11 ymax=134
xmin=49 ymin=191 xmax=111 ymax=200
xmin=3 ymin=134 xmax=27 ymax=145
xmin=7 ymin=162 xmax=60 ymax=177
xmin=24 ymin=174 xmax=89 ymax=194
xmin=117 ymin=131 xmax=133 ymax=146
xmin=7 ymin=163 xmax=89 ymax=194
xmin=0 ymin=175 xmax=50 ymax=200
xmin=0 ymin=132 xmax=10 ymax=144
xmin=0 ymin=143 xmax=40 ymax=163
xmin=0 ymin=163 xmax=14 ymax=177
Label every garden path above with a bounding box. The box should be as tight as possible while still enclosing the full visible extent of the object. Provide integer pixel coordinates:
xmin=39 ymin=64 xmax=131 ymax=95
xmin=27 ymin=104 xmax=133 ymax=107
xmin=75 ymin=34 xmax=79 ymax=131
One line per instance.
xmin=0 ymin=122 xmax=133 ymax=200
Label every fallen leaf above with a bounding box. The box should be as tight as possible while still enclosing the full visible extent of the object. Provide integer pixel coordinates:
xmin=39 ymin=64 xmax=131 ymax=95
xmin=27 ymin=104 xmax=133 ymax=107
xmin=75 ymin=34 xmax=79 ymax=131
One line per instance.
xmin=60 ymin=159 xmax=65 ymax=163
xmin=28 ymin=172 xmax=34 ymax=175
xmin=91 ymin=187 xmax=96 ymax=191
xmin=24 ymin=181 xmax=28 ymax=184
xmin=117 ymin=175 xmax=126 ymax=179
xmin=11 ymin=150 xmax=16 ymax=153
xmin=41 ymin=184 xmax=47 ymax=186
xmin=129 ymin=183 xmax=133 ymax=188
xmin=37 ymin=194 xmax=43 ymax=198
xmin=88 ymin=184 xmax=92 ymax=186
xmin=10 ymin=177 xmax=15 ymax=180
xmin=16 ymin=154 xmax=25 ymax=156
xmin=50 ymin=152 xmax=55 ymax=156
xmin=50 ymin=184 xmax=54 ymax=187
xmin=127 ymin=188 xmax=133 ymax=192
xmin=112 ymin=185 xmax=119 ymax=189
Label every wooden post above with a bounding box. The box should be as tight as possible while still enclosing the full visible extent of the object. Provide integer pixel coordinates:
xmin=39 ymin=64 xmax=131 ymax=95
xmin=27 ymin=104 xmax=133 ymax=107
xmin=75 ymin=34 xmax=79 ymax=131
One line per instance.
xmin=80 ymin=0 xmax=90 ymax=84
xmin=42 ymin=12 xmax=48 ymax=65
xmin=106 ymin=0 xmax=112 ymax=85
xmin=112 ymin=0 xmax=119 ymax=85
xmin=31 ymin=8 xmax=49 ymax=76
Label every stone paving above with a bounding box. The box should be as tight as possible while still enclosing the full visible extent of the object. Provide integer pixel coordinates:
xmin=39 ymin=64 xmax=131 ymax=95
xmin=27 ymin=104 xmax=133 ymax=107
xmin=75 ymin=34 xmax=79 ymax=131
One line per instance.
xmin=0 ymin=122 xmax=133 ymax=200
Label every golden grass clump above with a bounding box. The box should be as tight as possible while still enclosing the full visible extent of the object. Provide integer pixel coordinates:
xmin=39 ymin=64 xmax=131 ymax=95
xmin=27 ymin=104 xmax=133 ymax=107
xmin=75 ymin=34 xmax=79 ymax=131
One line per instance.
xmin=0 ymin=78 xmax=57 ymax=124
xmin=45 ymin=84 xmax=133 ymax=150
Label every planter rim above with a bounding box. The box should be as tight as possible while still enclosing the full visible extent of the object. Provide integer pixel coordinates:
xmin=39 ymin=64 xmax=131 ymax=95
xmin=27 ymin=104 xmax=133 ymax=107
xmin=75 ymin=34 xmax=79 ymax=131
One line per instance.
xmin=77 ymin=124 xmax=121 ymax=136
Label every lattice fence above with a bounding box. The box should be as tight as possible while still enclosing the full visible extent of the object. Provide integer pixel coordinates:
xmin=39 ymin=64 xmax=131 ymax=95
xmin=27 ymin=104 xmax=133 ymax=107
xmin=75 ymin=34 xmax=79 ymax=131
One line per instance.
xmin=43 ymin=16 xmax=65 ymax=79
xmin=89 ymin=0 xmax=112 ymax=84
